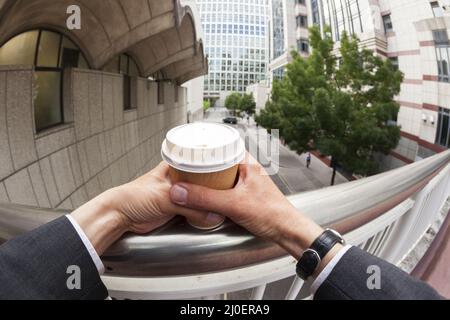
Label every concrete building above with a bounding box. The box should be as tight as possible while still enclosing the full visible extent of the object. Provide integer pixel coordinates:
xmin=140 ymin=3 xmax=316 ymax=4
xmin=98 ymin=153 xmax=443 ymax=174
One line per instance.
xmin=0 ymin=0 xmax=207 ymax=210
xmin=246 ymin=82 xmax=270 ymax=114
xmin=183 ymin=76 xmax=205 ymax=123
xmin=268 ymin=0 xmax=311 ymax=88
xmin=310 ymin=0 xmax=450 ymax=169
xmin=250 ymin=0 xmax=311 ymax=110
xmin=196 ymin=0 xmax=270 ymax=101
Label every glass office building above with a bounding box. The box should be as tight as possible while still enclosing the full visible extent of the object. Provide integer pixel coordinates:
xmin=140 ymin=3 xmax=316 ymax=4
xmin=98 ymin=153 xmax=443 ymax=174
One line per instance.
xmin=268 ymin=0 xmax=309 ymax=88
xmin=197 ymin=0 xmax=269 ymax=99
xmin=314 ymin=0 xmax=364 ymax=42
xmin=272 ymin=0 xmax=286 ymax=60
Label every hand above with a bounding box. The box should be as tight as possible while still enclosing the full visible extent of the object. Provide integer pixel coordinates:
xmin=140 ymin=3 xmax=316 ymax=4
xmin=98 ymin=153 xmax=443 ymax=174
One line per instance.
xmin=169 ymin=154 xmax=326 ymax=259
xmin=71 ymin=162 xmax=206 ymax=255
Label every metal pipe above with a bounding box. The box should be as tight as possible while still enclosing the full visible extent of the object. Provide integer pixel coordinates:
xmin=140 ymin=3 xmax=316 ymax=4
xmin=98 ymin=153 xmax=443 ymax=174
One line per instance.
xmin=1 ymin=151 xmax=450 ymax=277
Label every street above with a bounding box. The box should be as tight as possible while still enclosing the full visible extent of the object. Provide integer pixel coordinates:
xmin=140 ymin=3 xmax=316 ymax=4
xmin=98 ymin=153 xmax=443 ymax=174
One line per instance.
xmin=204 ymin=108 xmax=348 ymax=196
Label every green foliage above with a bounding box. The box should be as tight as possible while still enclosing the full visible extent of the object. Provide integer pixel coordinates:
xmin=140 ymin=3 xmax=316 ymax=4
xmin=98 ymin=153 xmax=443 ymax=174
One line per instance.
xmin=257 ymin=25 xmax=404 ymax=176
xmin=203 ymin=99 xmax=211 ymax=111
xmin=225 ymin=92 xmax=256 ymax=116
xmin=240 ymin=93 xmax=256 ymax=116
xmin=225 ymin=92 xmax=241 ymax=114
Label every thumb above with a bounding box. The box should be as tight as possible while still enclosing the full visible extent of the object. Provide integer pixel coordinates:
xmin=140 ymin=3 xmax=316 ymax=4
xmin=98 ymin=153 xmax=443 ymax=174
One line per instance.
xmin=170 ymin=183 xmax=232 ymax=215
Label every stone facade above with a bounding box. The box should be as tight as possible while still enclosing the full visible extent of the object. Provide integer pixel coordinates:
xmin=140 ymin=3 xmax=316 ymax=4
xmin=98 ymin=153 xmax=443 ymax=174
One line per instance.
xmin=0 ymin=66 xmax=187 ymax=210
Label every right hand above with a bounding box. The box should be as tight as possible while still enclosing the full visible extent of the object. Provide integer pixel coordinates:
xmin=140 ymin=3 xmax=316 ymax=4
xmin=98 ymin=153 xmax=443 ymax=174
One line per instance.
xmin=169 ymin=155 xmax=325 ymax=257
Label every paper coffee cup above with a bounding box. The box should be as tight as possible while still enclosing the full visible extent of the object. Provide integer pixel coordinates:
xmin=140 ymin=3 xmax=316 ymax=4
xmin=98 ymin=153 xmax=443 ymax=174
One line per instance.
xmin=161 ymin=123 xmax=245 ymax=230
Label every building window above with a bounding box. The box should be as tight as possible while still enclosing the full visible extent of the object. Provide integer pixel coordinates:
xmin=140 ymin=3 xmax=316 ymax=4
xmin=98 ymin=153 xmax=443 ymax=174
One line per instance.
xmin=0 ymin=29 xmax=89 ymax=132
xmin=297 ymin=15 xmax=308 ymax=28
xmin=297 ymin=39 xmax=309 ymax=53
xmin=273 ymin=67 xmax=285 ymax=81
xmin=118 ymin=54 xmax=140 ymax=110
xmin=436 ymin=107 xmax=450 ymax=148
xmin=436 ymin=46 xmax=450 ymax=82
xmin=382 ymin=14 xmax=393 ymax=33
xmin=272 ymin=0 xmax=285 ymax=59
xmin=389 ymin=57 xmax=399 ymax=71
xmin=157 ymin=81 xmax=165 ymax=105
xmin=434 ymin=30 xmax=450 ymax=82
xmin=296 ymin=0 xmax=306 ymax=5
xmin=433 ymin=29 xmax=449 ymax=45
xmin=198 ymin=1 xmax=269 ymax=98
xmin=311 ymin=0 xmax=320 ymax=25
xmin=431 ymin=1 xmax=444 ymax=17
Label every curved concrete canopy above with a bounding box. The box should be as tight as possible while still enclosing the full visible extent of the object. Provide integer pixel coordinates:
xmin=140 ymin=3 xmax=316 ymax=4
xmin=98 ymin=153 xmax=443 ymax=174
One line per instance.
xmin=0 ymin=0 xmax=207 ymax=83
xmin=161 ymin=43 xmax=208 ymax=84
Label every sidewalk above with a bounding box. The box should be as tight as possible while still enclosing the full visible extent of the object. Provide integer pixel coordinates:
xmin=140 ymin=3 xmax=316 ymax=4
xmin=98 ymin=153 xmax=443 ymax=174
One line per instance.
xmin=239 ymin=125 xmax=348 ymax=195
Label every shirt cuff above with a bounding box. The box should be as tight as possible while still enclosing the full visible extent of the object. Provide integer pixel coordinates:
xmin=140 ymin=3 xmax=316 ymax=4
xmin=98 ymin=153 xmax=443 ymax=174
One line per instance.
xmin=65 ymin=215 xmax=105 ymax=274
xmin=310 ymin=244 xmax=352 ymax=295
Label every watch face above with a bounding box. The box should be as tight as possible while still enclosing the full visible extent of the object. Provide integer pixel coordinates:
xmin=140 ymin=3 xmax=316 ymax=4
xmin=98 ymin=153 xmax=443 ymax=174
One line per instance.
xmin=297 ymin=250 xmax=321 ymax=279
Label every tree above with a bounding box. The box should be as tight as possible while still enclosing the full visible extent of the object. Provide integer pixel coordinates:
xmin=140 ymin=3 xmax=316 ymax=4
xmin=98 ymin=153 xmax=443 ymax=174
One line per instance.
xmin=225 ymin=92 xmax=241 ymax=116
xmin=255 ymin=99 xmax=281 ymax=135
xmin=240 ymin=93 xmax=256 ymax=116
xmin=257 ymin=26 xmax=403 ymax=184
xmin=203 ymin=99 xmax=211 ymax=111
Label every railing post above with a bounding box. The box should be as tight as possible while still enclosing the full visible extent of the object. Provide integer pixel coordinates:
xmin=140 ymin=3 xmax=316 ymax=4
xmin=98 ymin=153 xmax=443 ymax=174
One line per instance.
xmin=285 ymin=277 xmax=304 ymax=300
xmin=378 ymin=165 xmax=450 ymax=264
xmin=250 ymin=284 xmax=267 ymax=300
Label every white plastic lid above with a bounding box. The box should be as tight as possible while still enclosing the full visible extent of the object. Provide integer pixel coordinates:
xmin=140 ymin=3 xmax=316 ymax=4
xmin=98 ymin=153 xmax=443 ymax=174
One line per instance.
xmin=161 ymin=123 xmax=245 ymax=173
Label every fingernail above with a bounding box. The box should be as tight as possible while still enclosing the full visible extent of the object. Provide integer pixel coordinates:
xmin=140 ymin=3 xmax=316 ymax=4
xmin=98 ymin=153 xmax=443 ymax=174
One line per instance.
xmin=206 ymin=212 xmax=224 ymax=225
xmin=171 ymin=185 xmax=188 ymax=205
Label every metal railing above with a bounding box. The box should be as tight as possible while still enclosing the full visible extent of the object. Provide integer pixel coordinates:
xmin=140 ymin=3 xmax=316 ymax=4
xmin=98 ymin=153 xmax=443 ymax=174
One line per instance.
xmin=1 ymin=150 xmax=450 ymax=300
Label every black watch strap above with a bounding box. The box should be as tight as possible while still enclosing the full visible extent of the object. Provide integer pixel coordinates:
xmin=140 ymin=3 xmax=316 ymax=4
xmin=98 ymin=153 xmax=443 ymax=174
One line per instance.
xmin=310 ymin=229 xmax=345 ymax=259
xmin=296 ymin=229 xmax=345 ymax=280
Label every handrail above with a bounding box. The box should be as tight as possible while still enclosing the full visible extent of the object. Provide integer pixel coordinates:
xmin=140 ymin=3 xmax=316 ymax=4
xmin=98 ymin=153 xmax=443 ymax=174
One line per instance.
xmin=1 ymin=150 xmax=450 ymax=277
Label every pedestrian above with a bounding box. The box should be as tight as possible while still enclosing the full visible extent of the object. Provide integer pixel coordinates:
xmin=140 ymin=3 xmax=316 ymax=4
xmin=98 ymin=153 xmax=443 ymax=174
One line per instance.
xmin=306 ymin=152 xmax=312 ymax=168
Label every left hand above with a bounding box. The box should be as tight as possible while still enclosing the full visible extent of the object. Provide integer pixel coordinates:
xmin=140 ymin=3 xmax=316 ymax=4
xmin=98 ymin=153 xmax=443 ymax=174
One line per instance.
xmin=71 ymin=162 xmax=208 ymax=255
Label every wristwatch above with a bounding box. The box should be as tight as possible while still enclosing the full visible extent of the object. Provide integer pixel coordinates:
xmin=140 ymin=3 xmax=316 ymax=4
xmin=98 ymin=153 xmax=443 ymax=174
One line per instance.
xmin=296 ymin=228 xmax=345 ymax=280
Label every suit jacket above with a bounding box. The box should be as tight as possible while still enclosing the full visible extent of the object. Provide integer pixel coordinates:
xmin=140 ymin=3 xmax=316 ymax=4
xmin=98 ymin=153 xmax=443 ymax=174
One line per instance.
xmin=0 ymin=217 xmax=443 ymax=300
xmin=0 ymin=216 xmax=108 ymax=300
xmin=314 ymin=246 xmax=443 ymax=300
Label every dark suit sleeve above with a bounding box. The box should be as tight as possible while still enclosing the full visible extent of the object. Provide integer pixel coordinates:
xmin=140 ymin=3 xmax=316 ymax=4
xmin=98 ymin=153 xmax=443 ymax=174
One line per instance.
xmin=0 ymin=216 xmax=108 ymax=300
xmin=314 ymin=246 xmax=443 ymax=300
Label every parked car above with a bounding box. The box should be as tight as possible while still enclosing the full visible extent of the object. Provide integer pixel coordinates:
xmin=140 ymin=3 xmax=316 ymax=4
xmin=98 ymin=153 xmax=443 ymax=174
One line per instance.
xmin=223 ymin=117 xmax=238 ymax=125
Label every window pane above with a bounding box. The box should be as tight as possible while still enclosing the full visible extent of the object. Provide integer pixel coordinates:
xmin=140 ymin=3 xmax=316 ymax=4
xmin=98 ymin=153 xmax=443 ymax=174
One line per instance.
xmin=383 ymin=15 xmax=393 ymax=32
xmin=59 ymin=36 xmax=82 ymax=68
xmin=431 ymin=1 xmax=444 ymax=17
xmin=129 ymin=57 xmax=139 ymax=77
xmin=61 ymin=48 xmax=80 ymax=68
xmin=433 ymin=30 xmax=449 ymax=45
xmin=123 ymin=75 xmax=131 ymax=109
xmin=120 ymin=54 xmax=128 ymax=74
xmin=389 ymin=57 xmax=399 ymax=70
xmin=439 ymin=113 xmax=449 ymax=146
xmin=37 ymin=31 xmax=61 ymax=67
xmin=158 ymin=82 xmax=164 ymax=105
xmin=34 ymin=71 xmax=62 ymax=131
xmin=0 ymin=31 xmax=38 ymax=66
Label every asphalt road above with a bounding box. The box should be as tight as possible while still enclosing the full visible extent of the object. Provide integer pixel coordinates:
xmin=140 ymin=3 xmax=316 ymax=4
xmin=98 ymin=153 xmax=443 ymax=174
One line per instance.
xmin=204 ymin=108 xmax=347 ymax=196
